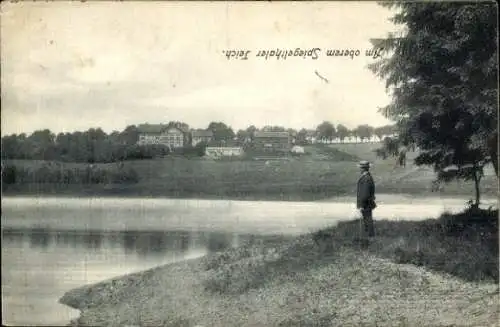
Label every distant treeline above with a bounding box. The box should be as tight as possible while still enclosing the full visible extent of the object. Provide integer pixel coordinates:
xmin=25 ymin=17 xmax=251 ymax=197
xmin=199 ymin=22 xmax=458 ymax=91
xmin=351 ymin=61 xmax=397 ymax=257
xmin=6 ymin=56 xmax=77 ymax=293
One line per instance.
xmin=1 ymin=127 xmax=206 ymax=163
xmin=1 ymin=122 xmax=396 ymax=163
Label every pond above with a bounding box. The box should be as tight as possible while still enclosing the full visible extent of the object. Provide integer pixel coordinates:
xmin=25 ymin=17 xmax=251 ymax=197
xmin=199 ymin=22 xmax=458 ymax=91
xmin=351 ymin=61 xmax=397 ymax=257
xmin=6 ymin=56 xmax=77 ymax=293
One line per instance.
xmin=2 ymin=195 xmax=496 ymax=326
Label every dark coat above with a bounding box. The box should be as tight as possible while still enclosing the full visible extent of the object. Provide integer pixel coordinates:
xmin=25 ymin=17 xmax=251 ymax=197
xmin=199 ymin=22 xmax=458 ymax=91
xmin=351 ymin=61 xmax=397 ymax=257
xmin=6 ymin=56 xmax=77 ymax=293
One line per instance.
xmin=357 ymin=172 xmax=376 ymax=210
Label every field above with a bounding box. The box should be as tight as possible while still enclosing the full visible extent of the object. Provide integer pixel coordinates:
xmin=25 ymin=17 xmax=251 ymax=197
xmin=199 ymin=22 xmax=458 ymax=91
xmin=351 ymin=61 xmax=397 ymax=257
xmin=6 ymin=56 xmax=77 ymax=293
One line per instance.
xmin=60 ymin=207 xmax=499 ymax=327
xmin=2 ymin=143 xmax=498 ymax=201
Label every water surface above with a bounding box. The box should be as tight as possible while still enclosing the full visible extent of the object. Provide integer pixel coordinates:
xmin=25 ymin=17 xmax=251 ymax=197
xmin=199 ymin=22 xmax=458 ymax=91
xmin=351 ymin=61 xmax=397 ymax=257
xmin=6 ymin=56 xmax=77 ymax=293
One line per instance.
xmin=2 ymin=195 xmax=496 ymax=326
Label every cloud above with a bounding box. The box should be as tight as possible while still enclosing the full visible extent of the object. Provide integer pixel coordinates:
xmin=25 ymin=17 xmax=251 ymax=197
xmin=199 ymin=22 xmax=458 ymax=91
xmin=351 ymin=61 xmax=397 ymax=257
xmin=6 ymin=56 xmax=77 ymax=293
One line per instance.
xmin=1 ymin=1 xmax=396 ymax=135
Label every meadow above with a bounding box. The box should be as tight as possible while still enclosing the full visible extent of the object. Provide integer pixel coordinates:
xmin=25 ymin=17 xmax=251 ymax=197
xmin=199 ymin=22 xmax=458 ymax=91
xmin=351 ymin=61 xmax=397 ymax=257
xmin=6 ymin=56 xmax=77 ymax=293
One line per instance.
xmin=3 ymin=143 xmax=497 ymax=201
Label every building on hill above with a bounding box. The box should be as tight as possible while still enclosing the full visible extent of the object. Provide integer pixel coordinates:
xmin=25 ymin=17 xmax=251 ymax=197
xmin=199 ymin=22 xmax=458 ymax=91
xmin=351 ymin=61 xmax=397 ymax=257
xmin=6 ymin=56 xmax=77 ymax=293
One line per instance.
xmin=252 ymin=131 xmax=291 ymax=153
xmin=191 ymin=129 xmax=214 ymax=146
xmin=137 ymin=124 xmax=190 ymax=148
xmin=206 ymin=139 xmax=240 ymax=147
xmin=291 ymin=145 xmax=305 ymax=154
xmin=204 ymin=139 xmax=244 ymax=158
xmin=205 ymin=146 xmax=244 ymax=158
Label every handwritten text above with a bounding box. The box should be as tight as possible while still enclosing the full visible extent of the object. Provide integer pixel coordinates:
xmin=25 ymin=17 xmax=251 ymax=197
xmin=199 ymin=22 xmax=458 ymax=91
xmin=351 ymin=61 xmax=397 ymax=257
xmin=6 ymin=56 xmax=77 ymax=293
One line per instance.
xmin=221 ymin=47 xmax=384 ymax=60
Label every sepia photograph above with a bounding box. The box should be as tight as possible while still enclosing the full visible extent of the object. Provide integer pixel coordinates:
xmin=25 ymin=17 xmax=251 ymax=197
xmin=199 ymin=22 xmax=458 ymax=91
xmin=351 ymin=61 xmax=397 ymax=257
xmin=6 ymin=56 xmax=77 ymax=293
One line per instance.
xmin=1 ymin=1 xmax=498 ymax=326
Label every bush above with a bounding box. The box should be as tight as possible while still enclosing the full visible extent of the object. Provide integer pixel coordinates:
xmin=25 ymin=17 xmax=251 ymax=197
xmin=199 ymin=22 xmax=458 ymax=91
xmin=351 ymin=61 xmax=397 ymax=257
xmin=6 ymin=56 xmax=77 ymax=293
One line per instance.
xmin=1 ymin=164 xmax=17 ymax=184
xmin=194 ymin=141 xmax=208 ymax=157
xmin=1 ymin=162 xmax=140 ymax=185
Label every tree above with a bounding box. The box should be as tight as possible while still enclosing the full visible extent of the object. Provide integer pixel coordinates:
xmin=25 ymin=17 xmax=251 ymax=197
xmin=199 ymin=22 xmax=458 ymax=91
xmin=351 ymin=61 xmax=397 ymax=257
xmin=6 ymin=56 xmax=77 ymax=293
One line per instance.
xmin=350 ymin=129 xmax=358 ymax=143
xmin=167 ymin=121 xmax=190 ymax=130
xmin=286 ymin=128 xmax=297 ymax=137
xmin=67 ymin=131 xmax=90 ymax=162
xmin=381 ymin=124 xmax=397 ymax=136
xmin=236 ymin=129 xmax=246 ymax=140
xmin=1 ymin=134 xmax=22 ymax=159
xmin=373 ymin=124 xmax=396 ymax=141
xmin=316 ymin=121 xmax=336 ymax=142
xmin=355 ymin=124 xmax=375 ymax=142
xmin=374 ymin=136 xmax=406 ymax=167
xmin=207 ymin=122 xmax=235 ymax=141
xmin=369 ymin=2 xmax=498 ymax=207
xmin=29 ymin=129 xmax=56 ymax=160
xmin=245 ymin=125 xmax=258 ymax=141
xmin=56 ymin=132 xmax=72 ymax=159
xmin=236 ymin=129 xmax=250 ymax=144
xmin=120 ymin=125 xmax=139 ymax=146
xmin=296 ymin=128 xmax=308 ymax=145
xmin=194 ymin=141 xmax=208 ymax=157
xmin=246 ymin=125 xmax=258 ymax=134
xmin=86 ymin=128 xmax=108 ymax=163
xmin=374 ymin=127 xmax=384 ymax=141
xmin=336 ymin=124 xmax=349 ymax=143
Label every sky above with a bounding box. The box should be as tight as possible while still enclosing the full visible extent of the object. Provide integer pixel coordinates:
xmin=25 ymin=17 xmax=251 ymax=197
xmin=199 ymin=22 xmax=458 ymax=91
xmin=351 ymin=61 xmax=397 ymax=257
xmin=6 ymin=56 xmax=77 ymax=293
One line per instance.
xmin=1 ymin=1 xmax=399 ymax=136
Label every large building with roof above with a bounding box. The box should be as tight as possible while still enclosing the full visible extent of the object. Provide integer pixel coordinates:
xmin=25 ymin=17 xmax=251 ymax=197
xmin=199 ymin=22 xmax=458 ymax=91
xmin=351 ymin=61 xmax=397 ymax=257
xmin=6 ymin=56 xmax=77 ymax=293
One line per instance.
xmin=252 ymin=131 xmax=291 ymax=153
xmin=137 ymin=124 xmax=191 ymax=149
xmin=191 ymin=129 xmax=214 ymax=146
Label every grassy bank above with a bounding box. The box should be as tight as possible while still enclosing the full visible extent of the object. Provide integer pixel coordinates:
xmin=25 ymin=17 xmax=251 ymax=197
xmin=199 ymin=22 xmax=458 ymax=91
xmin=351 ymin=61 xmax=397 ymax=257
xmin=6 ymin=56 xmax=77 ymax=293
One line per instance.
xmin=3 ymin=144 xmax=498 ymax=201
xmin=60 ymin=208 xmax=499 ymax=327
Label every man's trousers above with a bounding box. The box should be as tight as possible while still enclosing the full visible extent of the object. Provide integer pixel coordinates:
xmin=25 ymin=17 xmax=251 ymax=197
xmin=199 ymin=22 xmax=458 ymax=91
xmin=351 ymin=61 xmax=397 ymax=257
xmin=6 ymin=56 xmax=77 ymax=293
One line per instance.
xmin=361 ymin=208 xmax=375 ymax=237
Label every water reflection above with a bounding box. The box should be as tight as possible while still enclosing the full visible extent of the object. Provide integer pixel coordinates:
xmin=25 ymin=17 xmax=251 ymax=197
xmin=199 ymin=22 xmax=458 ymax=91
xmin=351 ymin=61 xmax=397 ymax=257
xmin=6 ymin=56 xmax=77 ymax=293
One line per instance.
xmin=206 ymin=232 xmax=233 ymax=252
xmin=2 ymin=227 xmax=252 ymax=258
xmin=82 ymin=232 xmax=103 ymax=249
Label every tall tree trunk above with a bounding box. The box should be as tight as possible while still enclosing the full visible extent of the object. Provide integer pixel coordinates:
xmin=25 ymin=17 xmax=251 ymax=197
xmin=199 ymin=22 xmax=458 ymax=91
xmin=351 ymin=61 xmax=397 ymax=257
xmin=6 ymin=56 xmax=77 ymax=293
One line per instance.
xmin=488 ymin=133 xmax=498 ymax=177
xmin=473 ymin=167 xmax=481 ymax=208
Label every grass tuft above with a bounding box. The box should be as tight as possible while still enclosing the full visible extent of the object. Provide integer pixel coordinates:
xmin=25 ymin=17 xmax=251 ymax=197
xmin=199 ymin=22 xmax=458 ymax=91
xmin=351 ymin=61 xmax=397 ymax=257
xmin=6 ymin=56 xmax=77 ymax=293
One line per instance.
xmin=202 ymin=207 xmax=498 ymax=297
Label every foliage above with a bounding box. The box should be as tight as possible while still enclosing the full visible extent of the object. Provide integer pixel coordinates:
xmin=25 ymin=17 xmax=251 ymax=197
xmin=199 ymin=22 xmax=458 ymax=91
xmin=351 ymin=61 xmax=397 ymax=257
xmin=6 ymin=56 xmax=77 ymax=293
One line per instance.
xmin=194 ymin=141 xmax=209 ymax=157
xmin=286 ymin=128 xmax=297 ymax=137
xmin=1 ymin=127 xmax=173 ymax=163
xmin=1 ymin=121 xmax=391 ymax=164
xmin=373 ymin=124 xmax=396 ymax=140
xmin=355 ymin=124 xmax=375 ymax=141
xmin=336 ymin=124 xmax=350 ymax=142
xmin=171 ymin=144 xmax=206 ymax=157
xmin=316 ymin=121 xmax=336 ymax=141
xmin=245 ymin=125 xmax=258 ymax=139
xmin=374 ymin=136 xmax=401 ymax=160
xmin=294 ymin=129 xmax=308 ymax=145
xmin=235 ymin=130 xmax=249 ymax=144
xmin=1 ymin=163 xmax=140 ymax=186
xmin=167 ymin=121 xmax=190 ymax=130
xmin=207 ymin=122 xmax=235 ymax=141
xmin=369 ymin=2 xmax=498 ymax=205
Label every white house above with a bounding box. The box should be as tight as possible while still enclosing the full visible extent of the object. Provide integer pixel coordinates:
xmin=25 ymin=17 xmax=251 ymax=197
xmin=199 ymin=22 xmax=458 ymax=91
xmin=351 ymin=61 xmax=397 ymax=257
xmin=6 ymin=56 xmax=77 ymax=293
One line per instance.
xmin=291 ymin=145 xmax=305 ymax=154
xmin=137 ymin=124 xmax=190 ymax=148
xmin=205 ymin=147 xmax=244 ymax=158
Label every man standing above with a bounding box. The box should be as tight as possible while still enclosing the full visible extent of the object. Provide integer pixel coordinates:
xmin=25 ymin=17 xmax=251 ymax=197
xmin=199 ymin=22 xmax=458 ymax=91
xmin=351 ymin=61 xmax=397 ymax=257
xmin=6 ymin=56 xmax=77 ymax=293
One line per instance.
xmin=398 ymin=145 xmax=408 ymax=168
xmin=357 ymin=160 xmax=376 ymax=237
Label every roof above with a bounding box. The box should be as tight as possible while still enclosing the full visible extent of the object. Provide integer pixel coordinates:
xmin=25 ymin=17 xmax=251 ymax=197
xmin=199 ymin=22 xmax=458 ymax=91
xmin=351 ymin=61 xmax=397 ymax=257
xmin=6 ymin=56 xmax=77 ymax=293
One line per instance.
xmin=137 ymin=124 xmax=165 ymax=133
xmin=137 ymin=124 xmax=190 ymax=134
xmin=254 ymin=131 xmax=290 ymax=138
xmin=177 ymin=125 xmax=190 ymax=133
xmin=192 ymin=129 xmax=214 ymax=137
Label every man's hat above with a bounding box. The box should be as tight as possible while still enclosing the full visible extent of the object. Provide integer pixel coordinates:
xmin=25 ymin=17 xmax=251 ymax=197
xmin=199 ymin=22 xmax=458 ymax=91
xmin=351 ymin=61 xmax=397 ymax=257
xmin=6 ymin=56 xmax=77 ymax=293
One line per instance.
xmin=357 ymin=160 xmax=371 ymax=169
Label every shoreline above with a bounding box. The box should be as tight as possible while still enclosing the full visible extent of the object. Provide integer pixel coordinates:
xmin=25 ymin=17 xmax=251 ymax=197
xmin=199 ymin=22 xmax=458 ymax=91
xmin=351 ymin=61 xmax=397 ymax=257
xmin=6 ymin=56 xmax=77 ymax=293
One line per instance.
xmin=58 ymin=210 xmax=499 ymax=327
xmin=60 ymin=248 xmax=499 ymax=327
xmin=2 ymin=187 xmax=498 ymax=203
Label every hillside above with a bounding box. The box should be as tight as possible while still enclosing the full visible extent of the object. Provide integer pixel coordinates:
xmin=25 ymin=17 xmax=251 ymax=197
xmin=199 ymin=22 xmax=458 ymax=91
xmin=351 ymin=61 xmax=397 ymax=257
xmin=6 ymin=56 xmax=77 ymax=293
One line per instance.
xmin=2 ymin=143 xmax=498 ymax=201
